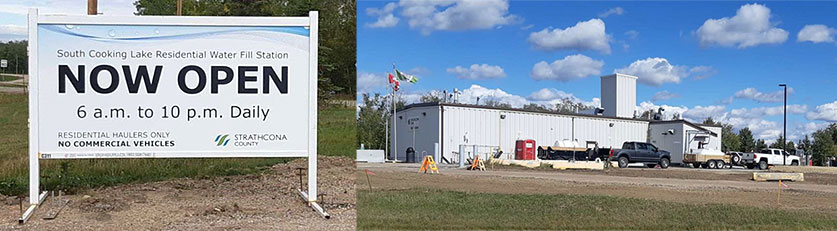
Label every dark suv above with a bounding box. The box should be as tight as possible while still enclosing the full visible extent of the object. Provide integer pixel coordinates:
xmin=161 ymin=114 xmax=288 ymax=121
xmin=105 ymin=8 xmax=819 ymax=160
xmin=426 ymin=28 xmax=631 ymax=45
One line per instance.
xmin=610 ymin=142 xmax=671 ymax=168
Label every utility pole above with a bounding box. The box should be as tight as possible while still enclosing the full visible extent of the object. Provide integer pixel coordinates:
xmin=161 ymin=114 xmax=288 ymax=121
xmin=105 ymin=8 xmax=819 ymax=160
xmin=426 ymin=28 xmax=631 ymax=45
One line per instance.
xmin=87 ymin=0 xmax=97 ymax=15
xmin=177 ymin=0 xmax=183 ymax=16
xmin=779 ymin=83 xmax=787 ymax=165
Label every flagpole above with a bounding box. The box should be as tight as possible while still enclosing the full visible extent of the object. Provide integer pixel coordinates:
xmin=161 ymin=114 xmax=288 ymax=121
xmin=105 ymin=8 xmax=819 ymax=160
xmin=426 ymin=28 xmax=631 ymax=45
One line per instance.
xmin=392 ymin=64 xmax=397 ymax=162
xmin=384 ymin=76 xmax=389 ymax=162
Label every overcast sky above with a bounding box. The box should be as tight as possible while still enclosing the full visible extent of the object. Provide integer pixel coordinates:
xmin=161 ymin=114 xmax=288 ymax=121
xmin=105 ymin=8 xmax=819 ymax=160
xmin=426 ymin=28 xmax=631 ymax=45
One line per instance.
xmin=358 ymin=1 xmax=837 ymax=143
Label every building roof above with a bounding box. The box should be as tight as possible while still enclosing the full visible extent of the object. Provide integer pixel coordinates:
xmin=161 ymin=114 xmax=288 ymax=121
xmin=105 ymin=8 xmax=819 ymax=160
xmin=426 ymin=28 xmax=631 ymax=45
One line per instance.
xmin=398 ymin=102 xmax=721 ymax=136
xmin=649 ymin=119 xmax=720 ymax=136
xmin=399 ymin=102 xmax=651 ymax=123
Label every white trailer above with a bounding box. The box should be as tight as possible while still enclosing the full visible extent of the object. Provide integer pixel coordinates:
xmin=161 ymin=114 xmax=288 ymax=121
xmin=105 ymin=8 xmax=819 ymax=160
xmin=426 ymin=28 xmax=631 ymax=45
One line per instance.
xmin=648 ymin=120 xmax=722 ymax=165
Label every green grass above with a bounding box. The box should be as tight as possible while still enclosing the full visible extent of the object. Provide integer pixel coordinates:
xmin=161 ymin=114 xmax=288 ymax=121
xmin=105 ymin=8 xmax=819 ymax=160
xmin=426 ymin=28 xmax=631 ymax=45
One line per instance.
xmin=358 ymin=189 xmax=837 ymax=230
xmin=0 ymin=93 xmax=355 ymax=196
xmin=0 ymin=74 xmax=21 ymax=82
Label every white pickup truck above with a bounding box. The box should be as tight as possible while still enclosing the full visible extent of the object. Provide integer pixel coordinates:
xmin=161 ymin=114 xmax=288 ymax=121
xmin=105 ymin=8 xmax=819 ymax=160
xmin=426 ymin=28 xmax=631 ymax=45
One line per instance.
xmin=742 ymin=148 xmax=800 ymax=170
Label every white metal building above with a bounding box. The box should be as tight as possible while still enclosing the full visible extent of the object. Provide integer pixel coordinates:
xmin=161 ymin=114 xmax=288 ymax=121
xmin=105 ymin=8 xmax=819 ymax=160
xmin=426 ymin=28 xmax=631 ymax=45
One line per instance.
xmin=648 ymin=120 xmax=722 ymax=164
xmin=391 ymin=103 xmax=649 ymax=162
xmin=390 ymin=73 xmax=723 ymax=165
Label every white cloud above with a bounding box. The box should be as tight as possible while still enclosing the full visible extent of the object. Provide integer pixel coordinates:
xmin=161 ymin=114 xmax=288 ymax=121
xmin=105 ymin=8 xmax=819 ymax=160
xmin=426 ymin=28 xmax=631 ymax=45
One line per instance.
xmin=729 ymin=105 xmax=808 ymax=119
xmin=696 ymin=3 xmax=788 ymax=48
xmin=806 ymin=100 xmax=837 ymax=122
xmin=689 ymin=65 xmax=717 ymax=80
xmin=614 ymin=57 xmax=687 ymax=86
xmin=651 ymin=90 xmax=681 ymax=102
xmin=531 ymin=54 xmax=603 ymax=81
xmin=624 ymin=30 xmax=639 ymax=40
xmin=797 ymin=24 xmax=836 ymax=44
xmin=521 ymin=24 xmax=534 ymax=30
xmin=0 ymin=24 xmax=26 ymax=35
xmin=636 ymin=101 xmax=689 ymax=120
xmin=527 ymin=88 xmax=576 ymax=101
xmin=357 ymin=72 xmax=389 ymax=93
xmin=446 ymin=64 xmax=506 ymax=80
xmin=366 ymin=3 xmax=400 ymax=28
xmin=527 ymin=18 xmax=611 ymax=54
xmin=455 ymin=85 xmax=529 ymax=107
xmin=733 ymin=87 xmax=793 ymax=103
xmin=598 ymin=7 xmax=625 ymax=18
xmin=683 ymin=105 xmax=727 ymax=122
xmin=399 ymin=0 xmax=520 ymax=35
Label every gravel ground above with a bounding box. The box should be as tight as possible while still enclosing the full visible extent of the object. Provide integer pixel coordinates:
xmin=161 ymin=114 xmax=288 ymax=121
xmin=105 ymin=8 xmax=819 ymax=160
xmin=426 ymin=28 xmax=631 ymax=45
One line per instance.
xmin=1 ymin=156 xmax=356 ymax=230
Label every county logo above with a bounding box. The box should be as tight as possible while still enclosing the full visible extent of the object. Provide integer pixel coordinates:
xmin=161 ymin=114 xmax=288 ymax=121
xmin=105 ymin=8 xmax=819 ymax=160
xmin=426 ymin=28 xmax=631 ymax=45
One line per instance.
xmin=214 ymin=134 xmax=231 ymax=146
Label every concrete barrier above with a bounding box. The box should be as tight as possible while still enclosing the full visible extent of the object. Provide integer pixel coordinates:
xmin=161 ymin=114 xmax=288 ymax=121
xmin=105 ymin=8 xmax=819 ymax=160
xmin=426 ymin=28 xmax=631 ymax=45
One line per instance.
xmin=770 ymin=166 xmax=837 ymax=174
xmin=753 ymin=172 xmax=804 ymax=182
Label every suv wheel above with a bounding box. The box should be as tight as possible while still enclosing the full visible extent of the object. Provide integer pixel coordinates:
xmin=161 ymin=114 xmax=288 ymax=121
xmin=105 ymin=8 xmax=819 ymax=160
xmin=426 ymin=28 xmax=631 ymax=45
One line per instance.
xmin=618 ymin=156 xmax=629 ymax=168
xmin=758 ymin=160 xmax=768 ymax=170
xmin=659 ymin=158 xmax=670 ymax=169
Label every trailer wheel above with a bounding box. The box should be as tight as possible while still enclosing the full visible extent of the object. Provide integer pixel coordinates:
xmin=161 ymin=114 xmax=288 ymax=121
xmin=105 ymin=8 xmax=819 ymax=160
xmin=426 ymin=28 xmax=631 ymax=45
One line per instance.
xmin=618 ymin=156 xmax=629 ymax=168
xmin=707 ymin=160 xmax=717 ymax=169
xmin=715 ymin=160 xmax=724 ymax=169
xmin=732 ymin=154 xmax=741 ymax=165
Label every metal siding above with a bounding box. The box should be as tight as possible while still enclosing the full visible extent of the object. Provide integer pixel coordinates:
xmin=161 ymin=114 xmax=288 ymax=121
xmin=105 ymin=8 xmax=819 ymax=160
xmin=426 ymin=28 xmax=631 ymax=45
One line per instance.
xmin=433 ymin=105 xmax=649 ymax=160
xmin=392 ymin=106 xmax=440 ymax=161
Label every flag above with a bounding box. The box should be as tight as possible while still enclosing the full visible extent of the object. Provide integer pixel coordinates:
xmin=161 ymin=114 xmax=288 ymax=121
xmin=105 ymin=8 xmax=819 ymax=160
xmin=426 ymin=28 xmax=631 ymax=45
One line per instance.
xmin=387 ymin=73 xmax=395 ymax=84
xmin=393 ymin=81 xmax=400 ymax=91
xmin=394 ymin=69 xmax=419 ymax=83
xmin=365 ymin=169 xmax=376 ymax=176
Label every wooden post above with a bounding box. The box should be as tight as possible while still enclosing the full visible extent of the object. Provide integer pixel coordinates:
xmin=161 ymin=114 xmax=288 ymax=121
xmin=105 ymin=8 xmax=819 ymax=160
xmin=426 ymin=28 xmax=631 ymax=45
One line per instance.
xmin=87 ymin=0 xmax=97 ymax=15
xmin=177 ymin=0 xmax=182 ymax=16
xmin=777 ymin=180 xmax=781 ymax=205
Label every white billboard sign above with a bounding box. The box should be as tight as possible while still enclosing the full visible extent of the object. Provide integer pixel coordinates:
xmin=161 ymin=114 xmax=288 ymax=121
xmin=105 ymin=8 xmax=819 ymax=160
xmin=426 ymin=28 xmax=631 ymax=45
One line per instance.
xmin=1 ymin=59 xmax=7 ymax=68
xmin=25 ymin=9 xmax=323 ymax=217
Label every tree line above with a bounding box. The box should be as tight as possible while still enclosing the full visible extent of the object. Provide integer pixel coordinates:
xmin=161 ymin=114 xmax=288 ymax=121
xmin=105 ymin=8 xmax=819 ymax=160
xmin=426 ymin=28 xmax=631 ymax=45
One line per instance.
xmin=0 ymin=41 xmax=27 ymax=74
xmin=134 ymin=0 xmax=356 ymax=98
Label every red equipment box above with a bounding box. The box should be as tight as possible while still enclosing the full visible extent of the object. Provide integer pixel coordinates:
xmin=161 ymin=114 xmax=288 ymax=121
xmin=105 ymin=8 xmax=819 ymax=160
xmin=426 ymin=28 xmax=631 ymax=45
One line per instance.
xmin=515 ymin=139 xmax=536 ymax=160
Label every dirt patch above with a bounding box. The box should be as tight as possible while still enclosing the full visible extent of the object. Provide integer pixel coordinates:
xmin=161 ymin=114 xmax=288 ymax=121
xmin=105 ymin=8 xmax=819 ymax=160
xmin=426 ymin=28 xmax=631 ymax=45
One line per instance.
xmin=1 ymin=156 xmax=356 ymax=230
xmin=359 ymin=163 xmax=837 ymax=215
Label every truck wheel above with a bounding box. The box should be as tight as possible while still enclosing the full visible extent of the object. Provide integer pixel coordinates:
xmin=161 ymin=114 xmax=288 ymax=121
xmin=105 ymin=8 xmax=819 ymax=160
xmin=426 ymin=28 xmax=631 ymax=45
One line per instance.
xmin=659 ymin=158 xmax=670 ymax=169
xmin=692 ymin=163 xmax=701 ymax=168
xmin=716 ymin=160 xmax=725 ymax=169
xmin=732 ymin=155 xmax=741 ymax=165
xmin=618 ymin=157 xmax=629 ymax=168
xmin=792 ymin=160 xmax=799 ymax=166
xmin=708 ymin=160 xmax=717 ymax=169
xmin=758 ymin=160 xmax=768 ymax=170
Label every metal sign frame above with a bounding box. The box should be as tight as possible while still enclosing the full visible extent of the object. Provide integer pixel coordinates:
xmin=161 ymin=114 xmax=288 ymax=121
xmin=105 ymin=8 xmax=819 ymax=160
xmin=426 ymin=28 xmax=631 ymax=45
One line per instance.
xmin=23 ymin=8 xmax=323 ymax=222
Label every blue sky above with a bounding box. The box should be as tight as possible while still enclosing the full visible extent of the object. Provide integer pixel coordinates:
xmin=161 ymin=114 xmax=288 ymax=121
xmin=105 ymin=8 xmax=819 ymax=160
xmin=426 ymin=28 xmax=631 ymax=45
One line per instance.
xmin=357 ymin=0 xmax=837 ymax=143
